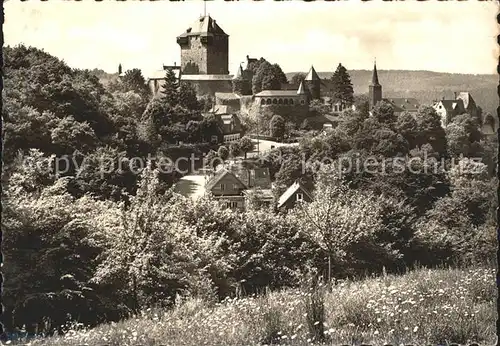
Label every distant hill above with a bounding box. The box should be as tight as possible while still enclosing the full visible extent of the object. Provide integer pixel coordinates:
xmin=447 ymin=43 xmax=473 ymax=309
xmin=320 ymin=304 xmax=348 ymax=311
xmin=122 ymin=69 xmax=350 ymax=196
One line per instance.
xmin=287 ymin=70 xmax=498 ymax=116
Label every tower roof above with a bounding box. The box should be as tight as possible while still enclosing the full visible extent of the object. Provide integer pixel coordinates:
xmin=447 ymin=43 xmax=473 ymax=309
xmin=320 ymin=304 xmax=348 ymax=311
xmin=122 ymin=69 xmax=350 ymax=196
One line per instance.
xmin=178 ymin=15 xmax=227 ymax=38
xmin=297 ymin=81 xmax=307 ymax=95
xmin=371 ymin=61 xmax=380 ymax=86
xmin=304 ymin=66 xmax=320 ymax=81
xmin=233 ymin=64 xmax=244 ymax=80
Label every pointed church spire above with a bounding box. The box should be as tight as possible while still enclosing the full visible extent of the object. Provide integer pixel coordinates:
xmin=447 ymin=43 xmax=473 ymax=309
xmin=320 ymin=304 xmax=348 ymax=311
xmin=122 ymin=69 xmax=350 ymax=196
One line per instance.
xmin=371 ymin=60 xmax=380 ymax=86
xmin=369 ymin=59 xmax=382 ymax=108
xmin=305 ymin=65 xmax=320 ymax=81
xmin=118 ymin=63 xmax=122 ymax=75
xmin=297 ymin=80 xmax=306 ymax=95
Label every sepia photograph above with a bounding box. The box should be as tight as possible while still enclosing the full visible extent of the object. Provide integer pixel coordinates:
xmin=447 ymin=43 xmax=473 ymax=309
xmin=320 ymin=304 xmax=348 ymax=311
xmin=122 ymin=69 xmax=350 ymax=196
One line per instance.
xmin=1 ymin=1 xmax=498 ymax=345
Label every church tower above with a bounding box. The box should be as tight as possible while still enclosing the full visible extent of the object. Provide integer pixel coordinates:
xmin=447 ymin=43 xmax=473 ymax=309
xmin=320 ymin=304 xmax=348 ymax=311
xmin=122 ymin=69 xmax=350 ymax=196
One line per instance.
xmin=304 ymin=65 xmax=321 ymax=100
xmin=369 ymin=61 xmax=382 ymax=108
xmin=176 ymin=15 xmax=229 ymax=75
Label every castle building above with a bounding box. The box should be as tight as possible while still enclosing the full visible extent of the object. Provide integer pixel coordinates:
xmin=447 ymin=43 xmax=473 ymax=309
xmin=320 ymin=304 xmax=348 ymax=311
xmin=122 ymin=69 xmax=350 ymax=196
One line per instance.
xmin=148 ymin=15 xmax=233 ymax=97
xmin=146 ymin=14 xmax=354 ymax=128
xmin=254 ymin=80 xmax=309 ymax=107
xmin=176 ymin=15 xmax=229 ymax=75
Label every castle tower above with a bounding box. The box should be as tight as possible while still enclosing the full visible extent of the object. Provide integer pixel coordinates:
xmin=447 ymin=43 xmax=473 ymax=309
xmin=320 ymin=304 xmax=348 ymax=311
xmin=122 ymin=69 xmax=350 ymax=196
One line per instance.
xmin=304 ymin=65 xmax=321 ymax=100
xmin=176 ymin=15 xmax=229 ymax=75
xmin=369 ymin=61 xmax=382 ymax=108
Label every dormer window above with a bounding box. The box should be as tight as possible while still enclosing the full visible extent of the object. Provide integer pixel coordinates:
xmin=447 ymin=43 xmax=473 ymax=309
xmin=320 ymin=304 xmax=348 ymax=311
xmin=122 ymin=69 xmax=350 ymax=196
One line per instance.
xmin=296 ymin=192 xmax=304 ymax=202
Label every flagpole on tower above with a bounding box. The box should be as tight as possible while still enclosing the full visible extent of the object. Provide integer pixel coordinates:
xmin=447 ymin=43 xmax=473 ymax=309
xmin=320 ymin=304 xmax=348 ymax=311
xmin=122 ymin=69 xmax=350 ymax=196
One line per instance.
xmin=204 ymin=0 xmax=207 ymax=17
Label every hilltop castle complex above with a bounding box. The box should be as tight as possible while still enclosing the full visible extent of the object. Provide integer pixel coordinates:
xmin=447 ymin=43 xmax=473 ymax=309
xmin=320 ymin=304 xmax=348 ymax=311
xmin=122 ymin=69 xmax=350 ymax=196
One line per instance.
xmin=145 ymin=14 xmax=496 ymax=135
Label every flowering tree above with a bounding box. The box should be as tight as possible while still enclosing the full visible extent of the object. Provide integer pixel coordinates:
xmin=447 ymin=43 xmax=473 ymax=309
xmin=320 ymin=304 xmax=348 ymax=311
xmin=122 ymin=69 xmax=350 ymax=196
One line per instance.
xmin=91 ymin=163 xmax=185 ymax=309
xmin=293 ymin=180 xmax=383 ymax=282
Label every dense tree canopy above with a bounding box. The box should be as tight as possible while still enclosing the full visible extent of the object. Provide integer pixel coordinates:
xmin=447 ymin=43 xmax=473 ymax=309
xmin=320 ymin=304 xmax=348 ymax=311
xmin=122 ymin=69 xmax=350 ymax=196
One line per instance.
xmin=330 ymin=63 xmax=354 ymax=105
xmin=249 ymin=58 xmax=288 ymax=94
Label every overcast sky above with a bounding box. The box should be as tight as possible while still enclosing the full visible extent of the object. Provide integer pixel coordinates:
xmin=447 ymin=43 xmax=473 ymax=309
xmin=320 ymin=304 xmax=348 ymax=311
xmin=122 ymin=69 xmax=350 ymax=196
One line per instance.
xmin=5 ymin=1 xmax=498 ymax=77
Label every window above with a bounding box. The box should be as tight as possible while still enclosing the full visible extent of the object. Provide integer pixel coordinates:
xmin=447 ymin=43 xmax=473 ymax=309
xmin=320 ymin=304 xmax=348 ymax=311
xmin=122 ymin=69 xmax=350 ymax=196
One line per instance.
xmin=231 ymin=202 xmax=238 ymax=208
xmin=233 ymin=183 xmax=240 ymax=190
xmin=290 ymin=99 xmax=294 ymax=105
xmin=296 ymin=193 xmax=304 ymax=202
xmin=267 ymin=99 xmax=272 ymax=105
xmin=273 ymin=99 xmax=278 ymax=104
xmin=300 ymin=100 xmax=305 ymax=105
xmin=261 ymin=99 xmax=265 ymax=105
xmin=278 ymin=99 xmax=283 ymax=105
xmin=284 ymin=99 xmax=289 ymax=105
xmin=220 ymin=183 xmax=226 ymax=191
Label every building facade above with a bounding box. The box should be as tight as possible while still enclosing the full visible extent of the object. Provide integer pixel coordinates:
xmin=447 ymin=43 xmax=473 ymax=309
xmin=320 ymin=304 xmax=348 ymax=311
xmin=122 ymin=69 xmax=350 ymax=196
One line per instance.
xmin=148 ymin=15 xmax=233 ymax=97
xmin=176 ymin=16 xmax=229 ymax=75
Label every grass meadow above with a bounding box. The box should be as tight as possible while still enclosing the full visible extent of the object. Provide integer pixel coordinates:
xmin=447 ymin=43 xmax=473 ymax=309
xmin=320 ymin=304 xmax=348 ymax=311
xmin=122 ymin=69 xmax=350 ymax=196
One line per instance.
xmin=17 ymin=267 xmax=497 ymax=346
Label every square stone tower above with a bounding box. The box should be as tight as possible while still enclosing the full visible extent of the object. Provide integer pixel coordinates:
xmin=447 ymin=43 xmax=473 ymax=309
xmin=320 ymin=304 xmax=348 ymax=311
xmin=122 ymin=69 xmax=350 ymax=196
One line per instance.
xmin=176 ymin=15 xmax=229 ymax=75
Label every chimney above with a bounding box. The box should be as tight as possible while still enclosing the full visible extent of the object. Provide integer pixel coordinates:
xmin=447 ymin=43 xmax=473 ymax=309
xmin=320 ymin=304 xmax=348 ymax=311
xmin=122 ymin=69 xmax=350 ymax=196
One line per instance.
xmin=453 ymin=91 xmax=457 ymax=99
xmin=442 ymin=96 xmax=445 ymax=100
xmin=174 ymin=62 xmax=176 ymax=67
xmin=118 ymin=63 xmax=122 ymax=75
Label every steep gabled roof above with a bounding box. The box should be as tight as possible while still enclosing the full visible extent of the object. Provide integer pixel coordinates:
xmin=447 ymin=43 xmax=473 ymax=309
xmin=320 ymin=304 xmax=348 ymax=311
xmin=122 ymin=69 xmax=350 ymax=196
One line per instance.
xmin=205 ymin=169 xmax=246 ymax=191
xmin=277 ymin=181 xmax=313 ymax=209
xmin=297 ymin=81 xmax=307 ymax=95
xmin=383 ymin=98 xmax=420 ymax=112
xmin=304 ymin=66 xmax=320 ymax=81
xmin=437 ymin=99 xmax=464 ymax=113
xmin=178 ymin=15 xmax=227 ymax=38
xmin=456 ymin=92 xmax=475 ymax=109
xmin=233 ymin=64 xmax=244 ymax=80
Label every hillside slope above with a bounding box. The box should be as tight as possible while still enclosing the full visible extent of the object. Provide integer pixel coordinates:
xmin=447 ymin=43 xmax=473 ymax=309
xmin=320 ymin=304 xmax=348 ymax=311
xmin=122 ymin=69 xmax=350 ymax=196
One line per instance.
xmin=30 ymin=267 xmax=496 ymax=346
